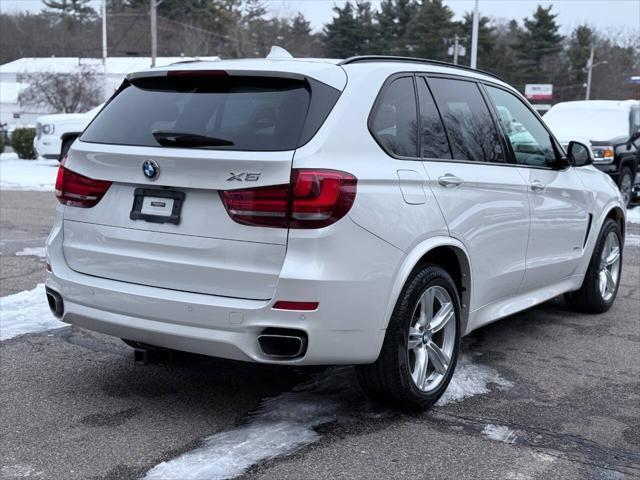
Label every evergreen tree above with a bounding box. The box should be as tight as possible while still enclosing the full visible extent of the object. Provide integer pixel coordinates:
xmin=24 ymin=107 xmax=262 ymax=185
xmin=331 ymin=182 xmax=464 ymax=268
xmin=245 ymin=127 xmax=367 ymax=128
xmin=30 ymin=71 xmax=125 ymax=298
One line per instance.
xmin=515 ymin=5 xmax=564 ymax=85
xmin=375 ymin=0 xmax=416 ymax=56
xmin=407 ymin=0 xmax=455 ymax=60
xmin=486 ymin=19 xmax=522 ymax=85
xmin=42 ymin=0 xmax=95 ymax=20
xmin=323 ymin=1 xmax=377 ymax=58
xmin=567 ymin=25 xmax=594 ymax=83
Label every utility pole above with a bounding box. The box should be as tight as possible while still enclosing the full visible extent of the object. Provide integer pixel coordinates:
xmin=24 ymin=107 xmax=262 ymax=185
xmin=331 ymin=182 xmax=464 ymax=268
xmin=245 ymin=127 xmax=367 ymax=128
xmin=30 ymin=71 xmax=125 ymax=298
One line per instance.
xmin=453 ymin=35 xmax=459 ymax=65
xmin=585 ymin=45 xmax=594 ymax=100
xmin=470 ymin=0 xmax=479 ymax=69
xmin=101 ymin=0 xmax=107 ymax=66
xmin=150 ymin=0 xmax=163 ymax=67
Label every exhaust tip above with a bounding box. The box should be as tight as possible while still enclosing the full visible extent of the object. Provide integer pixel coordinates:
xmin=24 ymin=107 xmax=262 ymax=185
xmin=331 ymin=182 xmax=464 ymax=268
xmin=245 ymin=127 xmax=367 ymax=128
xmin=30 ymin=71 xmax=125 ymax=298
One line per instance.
xmin=45 ymin=287 xmax=64 ymax=319
xmin=258 ymin=327 xmax=307 ymax=359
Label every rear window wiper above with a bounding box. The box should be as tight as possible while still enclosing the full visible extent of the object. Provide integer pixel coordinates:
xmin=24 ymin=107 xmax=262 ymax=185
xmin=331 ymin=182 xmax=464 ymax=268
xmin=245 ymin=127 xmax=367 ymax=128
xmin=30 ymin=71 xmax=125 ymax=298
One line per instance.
xmin=152 ymin=131 xmax=234 ymax=148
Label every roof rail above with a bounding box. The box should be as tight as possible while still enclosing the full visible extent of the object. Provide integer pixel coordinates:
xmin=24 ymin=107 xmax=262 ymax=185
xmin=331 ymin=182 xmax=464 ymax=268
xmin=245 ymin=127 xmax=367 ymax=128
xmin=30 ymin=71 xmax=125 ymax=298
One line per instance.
xmin=338 ymin=55 xmax=503 ymax=81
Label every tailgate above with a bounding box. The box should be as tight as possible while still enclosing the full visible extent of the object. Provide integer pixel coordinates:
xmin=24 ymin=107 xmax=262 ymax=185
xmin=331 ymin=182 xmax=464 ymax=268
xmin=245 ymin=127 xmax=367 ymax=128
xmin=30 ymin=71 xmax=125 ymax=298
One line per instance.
xmin=59 ymin=70 xmax=343 ymax=300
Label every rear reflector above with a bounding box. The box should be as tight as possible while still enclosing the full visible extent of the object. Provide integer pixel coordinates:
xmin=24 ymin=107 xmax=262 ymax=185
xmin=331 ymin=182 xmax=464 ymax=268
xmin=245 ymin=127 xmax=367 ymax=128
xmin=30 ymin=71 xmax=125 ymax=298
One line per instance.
xmin=55 ymin=164 xmax=112 ymax=208
xmin=220 ymin=169 xmax=357 ymax=229
xmin=272 ymin=301 xmax=319 ymax=311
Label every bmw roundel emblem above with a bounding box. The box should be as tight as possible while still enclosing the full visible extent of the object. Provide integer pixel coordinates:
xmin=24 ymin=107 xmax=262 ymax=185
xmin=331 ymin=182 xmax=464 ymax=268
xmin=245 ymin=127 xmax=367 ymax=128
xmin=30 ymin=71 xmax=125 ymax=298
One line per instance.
xmin=142 ymin=160 xmax=160 ymax=180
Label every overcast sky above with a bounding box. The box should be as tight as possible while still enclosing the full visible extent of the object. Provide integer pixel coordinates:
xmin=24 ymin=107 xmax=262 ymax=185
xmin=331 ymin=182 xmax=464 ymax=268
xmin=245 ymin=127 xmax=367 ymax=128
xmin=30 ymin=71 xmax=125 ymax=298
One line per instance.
xmin=2 ymin=0 xmax=639 ymax=33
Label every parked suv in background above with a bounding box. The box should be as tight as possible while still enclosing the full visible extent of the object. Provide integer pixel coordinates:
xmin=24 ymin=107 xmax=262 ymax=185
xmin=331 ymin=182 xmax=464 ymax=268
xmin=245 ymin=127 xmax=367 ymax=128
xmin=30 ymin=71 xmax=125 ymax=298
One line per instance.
xmin=45 ymin=54 xmax=626 ymax=410
xmin=544 ymin=100 xmax=640 ymax=206
xmin=34 ymin=104 xmax=103 ymax=160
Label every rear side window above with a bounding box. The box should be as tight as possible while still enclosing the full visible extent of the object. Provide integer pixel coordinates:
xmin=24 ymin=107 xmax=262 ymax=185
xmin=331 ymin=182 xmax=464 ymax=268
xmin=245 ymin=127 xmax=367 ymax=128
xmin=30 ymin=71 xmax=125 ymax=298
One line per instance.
xmin=416 ymin=77 xmax=452 ymax=159
xmin=428 ymin=77 xmax=505 ymax=163
xmin=82 ymin=75 xmax=339 ymax=151
xmin=370 ymin=76 xmax=419 ymax=158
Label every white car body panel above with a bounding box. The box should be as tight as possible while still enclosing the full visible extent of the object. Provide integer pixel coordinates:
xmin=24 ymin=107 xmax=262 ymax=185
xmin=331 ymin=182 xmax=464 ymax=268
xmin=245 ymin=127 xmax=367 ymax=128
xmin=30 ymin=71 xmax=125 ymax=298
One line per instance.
xmin=45 ymin=58 xmax=625 ymax=365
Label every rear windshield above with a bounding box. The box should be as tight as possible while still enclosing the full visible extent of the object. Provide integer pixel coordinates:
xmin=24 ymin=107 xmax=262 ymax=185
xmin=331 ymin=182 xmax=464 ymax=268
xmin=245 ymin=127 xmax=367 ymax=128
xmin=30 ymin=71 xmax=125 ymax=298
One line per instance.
xmin=81 ymin=75 xmax=335 ymax=151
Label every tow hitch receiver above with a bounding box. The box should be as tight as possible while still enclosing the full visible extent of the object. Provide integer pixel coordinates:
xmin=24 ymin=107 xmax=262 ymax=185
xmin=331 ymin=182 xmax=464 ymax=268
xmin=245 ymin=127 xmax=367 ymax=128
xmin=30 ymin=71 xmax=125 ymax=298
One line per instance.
xmin=134 ymin=346 xmax=173 ymax=365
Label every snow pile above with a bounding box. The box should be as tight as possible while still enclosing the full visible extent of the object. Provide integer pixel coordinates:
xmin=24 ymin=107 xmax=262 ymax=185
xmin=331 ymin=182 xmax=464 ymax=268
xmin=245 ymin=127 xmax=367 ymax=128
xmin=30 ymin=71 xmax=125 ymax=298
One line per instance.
xmin=16 ymin=247 xmax=46 ymax=259
xmin=145 ymin=354 xmax=512 ymax=479
xmin=481 ymin=424 xmax=518 ymax=444
xmin=0 ymin=153 xmax=58 ymax=191
xmin=144 ymin=368 xmax=356 ymax=480
xmin=0 ymin=284 xmax=66 ymax=340
xmin=437 ymin=353 xmax=513 ymax=405
xmin=0 ymin=464 xmax=37 ymax=478
xmin=626 ymin=234 xmax=640 ymax=248
xmin=627 ymin=206 xmax=639 ymax=225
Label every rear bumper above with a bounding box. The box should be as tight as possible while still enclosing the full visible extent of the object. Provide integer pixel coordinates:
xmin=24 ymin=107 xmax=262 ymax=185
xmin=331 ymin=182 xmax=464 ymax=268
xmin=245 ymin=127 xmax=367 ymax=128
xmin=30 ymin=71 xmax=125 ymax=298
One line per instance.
xmin=46 ymin=213 xmax=402 ymax=365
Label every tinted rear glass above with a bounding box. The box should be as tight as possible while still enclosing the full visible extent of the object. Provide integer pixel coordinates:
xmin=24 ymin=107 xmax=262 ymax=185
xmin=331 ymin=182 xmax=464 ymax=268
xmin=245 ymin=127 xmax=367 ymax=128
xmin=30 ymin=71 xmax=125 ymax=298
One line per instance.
xmin=81 ymin=76 xmax=311 ymax=151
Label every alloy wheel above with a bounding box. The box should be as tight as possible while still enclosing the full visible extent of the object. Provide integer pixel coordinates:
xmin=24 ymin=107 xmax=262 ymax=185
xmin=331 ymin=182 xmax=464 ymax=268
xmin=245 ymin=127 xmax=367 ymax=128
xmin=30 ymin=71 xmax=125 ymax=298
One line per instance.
xmin=407 ymin=285 xmax=456 ymax=392
xmin=598 ymin=231 xmax=621 ymax=302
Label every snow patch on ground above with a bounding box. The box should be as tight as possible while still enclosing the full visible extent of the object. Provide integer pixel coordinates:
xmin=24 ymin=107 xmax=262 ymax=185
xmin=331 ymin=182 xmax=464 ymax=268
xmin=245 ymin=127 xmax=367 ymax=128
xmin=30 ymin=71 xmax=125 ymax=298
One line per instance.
xmin=0 ymin=153 xmax=58 ymax=191
xmin=144 ymin=368 xmax=356 ymax=480
xmin=627 ymin=206 xmax=639 ymax=225
xmin=0 ymin=284 xmax=66 ymax=340
xmin=626 ymin=233 xmax=640 ymax=248
xmin=436 ymin=353 xmax=513 ymax=405
xmin=16 ymin=247 xmax=47 ymax=259
xmin=145 ymin=354 xmax=512 ymax=479
xmin=481 ymin=424 xmax=518 ymax=444
xmin=0 ymin=465 xmax=37 ymax=478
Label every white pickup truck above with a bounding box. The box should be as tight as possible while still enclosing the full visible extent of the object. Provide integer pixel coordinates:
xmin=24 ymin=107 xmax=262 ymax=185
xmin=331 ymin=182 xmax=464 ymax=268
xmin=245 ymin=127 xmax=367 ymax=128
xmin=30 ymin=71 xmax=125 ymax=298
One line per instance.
xmin=34 ymin=104 xmax=103 ymax=160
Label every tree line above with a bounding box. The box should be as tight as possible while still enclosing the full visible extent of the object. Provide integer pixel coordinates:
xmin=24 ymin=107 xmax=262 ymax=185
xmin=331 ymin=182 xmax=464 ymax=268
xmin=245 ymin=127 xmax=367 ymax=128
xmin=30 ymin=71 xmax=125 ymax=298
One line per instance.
xmin=1 ymin=0 xmax=637 ymax=103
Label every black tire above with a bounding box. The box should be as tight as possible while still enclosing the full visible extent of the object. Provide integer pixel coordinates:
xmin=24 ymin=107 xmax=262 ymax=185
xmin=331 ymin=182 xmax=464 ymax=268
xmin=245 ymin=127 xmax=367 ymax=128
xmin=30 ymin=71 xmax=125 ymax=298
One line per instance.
xmin=619 ymin=167 xmax=633 ymax=207
xmin=356 ymin=264 xmax=461 ymax=411
xmin=565 ymin=218 xmax=622 ymax=313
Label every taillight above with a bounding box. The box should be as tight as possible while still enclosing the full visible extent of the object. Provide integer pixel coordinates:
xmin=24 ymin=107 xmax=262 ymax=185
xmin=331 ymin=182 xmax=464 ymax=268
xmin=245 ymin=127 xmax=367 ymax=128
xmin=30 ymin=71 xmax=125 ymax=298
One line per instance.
xmin=219 ymin=169 xmax=357 ymax=229
xmin=55 ymin=165 xmax=112 ymax=208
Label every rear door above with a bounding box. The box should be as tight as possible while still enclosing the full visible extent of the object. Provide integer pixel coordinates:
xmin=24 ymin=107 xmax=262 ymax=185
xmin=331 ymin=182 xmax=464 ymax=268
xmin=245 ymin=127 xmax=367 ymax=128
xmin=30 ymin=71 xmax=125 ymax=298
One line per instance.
xmin=62 ymin=72 xmax=340 ymax=300
xmin=420 ymin=76 xmax=530 ymax=313
xmin=483 ymin=84 xmax=590 ymax=290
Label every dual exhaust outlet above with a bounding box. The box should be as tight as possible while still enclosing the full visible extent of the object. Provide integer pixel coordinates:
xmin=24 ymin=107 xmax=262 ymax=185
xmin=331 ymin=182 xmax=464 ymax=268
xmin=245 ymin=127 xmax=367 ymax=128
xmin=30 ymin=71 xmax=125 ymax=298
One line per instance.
xmin=44 ymin=288 xmax=306 ymax=360
xmin=258 ymin=327 xmax=308 ymax=360
xmin=45 ymin=287 xmax=64 ymax=318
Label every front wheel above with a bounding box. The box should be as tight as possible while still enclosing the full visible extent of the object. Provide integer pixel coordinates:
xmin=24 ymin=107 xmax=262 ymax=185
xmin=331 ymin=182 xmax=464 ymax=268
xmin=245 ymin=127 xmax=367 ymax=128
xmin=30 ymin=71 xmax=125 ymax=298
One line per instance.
xmin=356 ymin=264 xmax=460 ymax=411
xmin=565 ymin=218 xmax=622 ymax=313
xmin=619 ymin=167 xmax=633 ymax=207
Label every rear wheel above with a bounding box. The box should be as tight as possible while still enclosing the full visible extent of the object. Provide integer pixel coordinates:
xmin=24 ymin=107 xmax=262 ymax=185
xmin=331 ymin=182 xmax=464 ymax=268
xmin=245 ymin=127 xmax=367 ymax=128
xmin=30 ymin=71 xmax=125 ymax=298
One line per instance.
xmin=619 ymin=167 xmax=633 ymax=207
xmin=565 ymin=218 xmax=622 ymax=313
xmin=356 ymin=264 xmax=460 ymax=411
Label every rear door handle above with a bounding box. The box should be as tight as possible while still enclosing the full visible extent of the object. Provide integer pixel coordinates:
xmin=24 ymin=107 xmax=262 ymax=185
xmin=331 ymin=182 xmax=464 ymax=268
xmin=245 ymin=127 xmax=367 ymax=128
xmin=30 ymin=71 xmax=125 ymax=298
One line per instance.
xmin=438 ymin=174 xmax=464 ymax=187
xmin=530 ymin=180 xmax=546 ymax=192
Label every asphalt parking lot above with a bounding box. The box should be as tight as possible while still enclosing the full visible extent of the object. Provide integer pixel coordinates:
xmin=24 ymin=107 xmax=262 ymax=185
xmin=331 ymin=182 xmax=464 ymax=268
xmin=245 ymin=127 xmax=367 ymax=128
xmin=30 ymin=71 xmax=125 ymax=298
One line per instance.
xmin=1 ymin=190 xmax=639 ymax=480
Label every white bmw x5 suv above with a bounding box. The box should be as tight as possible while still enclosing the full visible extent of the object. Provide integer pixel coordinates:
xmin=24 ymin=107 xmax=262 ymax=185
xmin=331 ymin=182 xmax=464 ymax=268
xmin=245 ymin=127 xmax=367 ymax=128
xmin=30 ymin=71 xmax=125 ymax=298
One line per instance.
xmin=46 ymin=55 xmax=626 ymax=410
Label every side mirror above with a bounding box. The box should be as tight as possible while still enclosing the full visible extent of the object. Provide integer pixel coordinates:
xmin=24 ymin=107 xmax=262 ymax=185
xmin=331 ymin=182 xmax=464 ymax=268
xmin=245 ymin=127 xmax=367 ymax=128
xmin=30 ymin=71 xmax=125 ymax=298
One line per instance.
xmin=568 ymin=141 xmax=593 ymax=167
xmin=629 ymin=130 xmax=640 ymax=143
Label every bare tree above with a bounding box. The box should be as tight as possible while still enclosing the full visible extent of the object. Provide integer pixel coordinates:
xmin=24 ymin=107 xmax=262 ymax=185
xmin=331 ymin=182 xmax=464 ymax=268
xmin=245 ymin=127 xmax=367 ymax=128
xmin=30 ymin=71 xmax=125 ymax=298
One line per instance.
xmin=19 ymin=65 xmax=102 ymax=113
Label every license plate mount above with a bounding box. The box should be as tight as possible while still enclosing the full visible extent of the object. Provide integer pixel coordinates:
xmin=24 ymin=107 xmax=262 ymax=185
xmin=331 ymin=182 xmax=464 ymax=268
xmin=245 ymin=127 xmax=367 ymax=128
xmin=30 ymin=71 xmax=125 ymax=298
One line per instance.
xmin=130 ymin=188 xmax=185 ymax=225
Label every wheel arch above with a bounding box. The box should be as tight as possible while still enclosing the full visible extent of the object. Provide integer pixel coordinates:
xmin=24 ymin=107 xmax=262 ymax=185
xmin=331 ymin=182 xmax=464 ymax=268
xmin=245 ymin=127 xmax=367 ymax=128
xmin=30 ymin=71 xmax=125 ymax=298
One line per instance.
xmin=605 ymin=205 xmax=625 ymax=239
xmin=382 ymin=237 xmax=472 ymax=336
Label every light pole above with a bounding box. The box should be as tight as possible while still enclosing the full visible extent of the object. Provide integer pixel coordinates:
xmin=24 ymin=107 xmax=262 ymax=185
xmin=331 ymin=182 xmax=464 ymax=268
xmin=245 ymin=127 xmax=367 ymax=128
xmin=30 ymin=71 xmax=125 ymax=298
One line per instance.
xmin=101 ymin=0 xmax=107 ymax=65
xmin=150 ymin=0 xmax=164 ymax=67
xmin=585 ymin=45 xmax=608 ymax=100
xmin=470 ymin=0 xmax=479 ymax=69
